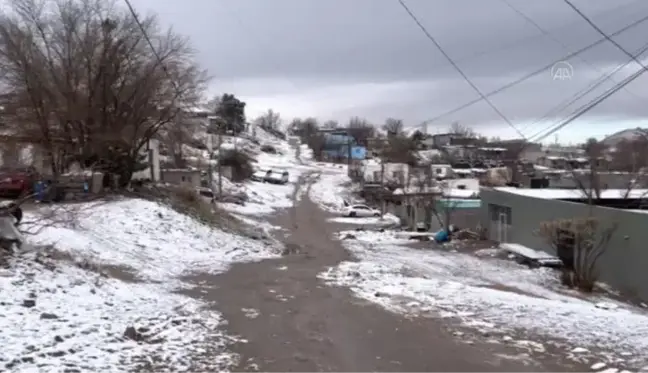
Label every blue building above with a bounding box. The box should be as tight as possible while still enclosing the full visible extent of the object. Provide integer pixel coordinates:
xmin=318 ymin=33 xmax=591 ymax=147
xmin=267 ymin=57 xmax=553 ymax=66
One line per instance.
xmin=322 ymin=145 xmax=367 ymax=160
xmin=318 ymin=129 xmax=367 ymax=160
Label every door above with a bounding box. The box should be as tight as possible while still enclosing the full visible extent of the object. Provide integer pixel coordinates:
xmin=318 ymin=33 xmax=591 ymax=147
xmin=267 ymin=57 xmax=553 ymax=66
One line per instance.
xmin=498 ymin=213 xmax=507 ymax=243
xmin=488 ymin=203 xmax=512 ymax=242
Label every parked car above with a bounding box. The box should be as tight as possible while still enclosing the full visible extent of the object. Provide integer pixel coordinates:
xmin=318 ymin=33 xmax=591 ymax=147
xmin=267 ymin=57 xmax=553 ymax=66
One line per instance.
xmin=0 ymin=167 xmax=38 ymax=198
xmin=251 ymin=170 xmax=271 ymax=182
xmin=343 ymin=204 xmax=381 ymax=217
xmin=265 ymin=170 xmax=289 ymax=185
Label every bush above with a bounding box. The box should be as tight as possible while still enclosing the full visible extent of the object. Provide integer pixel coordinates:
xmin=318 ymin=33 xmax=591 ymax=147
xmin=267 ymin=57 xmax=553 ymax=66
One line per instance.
xmin=219 ymin=149 xmax=254 ymax=182
xmin=538 ymin=217 xmax=616 ymax=293
xmin=187 ymin=138 xmax=207 ymax=150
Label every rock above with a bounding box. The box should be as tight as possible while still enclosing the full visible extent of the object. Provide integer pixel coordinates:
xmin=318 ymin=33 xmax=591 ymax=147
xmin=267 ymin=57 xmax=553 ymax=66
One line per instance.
xmin=571 ymin=347 xmax=588 ymax=353
xmin=54 ymin=335 xmax=64 ymax=343
xmin=342 ymin=234 xmax=356 ymax=240
xmin=40 ymin=312 xmax=58 ymax=320
xmin=22 ymin=299 xmax=36 ymax=308
xmin=123 ymin=326 xmax=144 ymax=341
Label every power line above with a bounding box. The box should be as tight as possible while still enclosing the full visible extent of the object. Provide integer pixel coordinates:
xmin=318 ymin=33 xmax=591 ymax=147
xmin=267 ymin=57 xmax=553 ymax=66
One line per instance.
xmin=526 ymin=41 xmax=648 ymax=141
xmin=502 ymin=0 xmax=645 ymax=136
xmin=533 ymin=66 xmax=647 ymax=143
xmin=564 ymin=0 xmax=648 ymax=72
xmin=396 ymin=0 xmax=525 ymax=138
xmin=123 ymin=0 xmax=180 ymax=94
xmin=393 ymin=0 xmax=637 ymax=82
xmin=418 ymin=12 xmax=648 ymax=128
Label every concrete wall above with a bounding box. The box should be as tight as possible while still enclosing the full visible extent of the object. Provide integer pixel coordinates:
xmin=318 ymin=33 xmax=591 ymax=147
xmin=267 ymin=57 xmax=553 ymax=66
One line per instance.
xmin=161 ymin=169 xmax=201 ymax=189
xmin=480 ymin=187 xmax=648 ymax=301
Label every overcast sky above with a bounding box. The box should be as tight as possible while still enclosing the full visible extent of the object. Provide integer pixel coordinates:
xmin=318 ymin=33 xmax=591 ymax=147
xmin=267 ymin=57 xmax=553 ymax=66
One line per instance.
xmin=130 ymin=0 xmax=648 ymax=143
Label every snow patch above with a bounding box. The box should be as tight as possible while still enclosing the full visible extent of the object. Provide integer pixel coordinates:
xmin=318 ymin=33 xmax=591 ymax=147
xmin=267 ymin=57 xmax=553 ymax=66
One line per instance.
xmin=319 ymin=234 xmax=648 ymax=368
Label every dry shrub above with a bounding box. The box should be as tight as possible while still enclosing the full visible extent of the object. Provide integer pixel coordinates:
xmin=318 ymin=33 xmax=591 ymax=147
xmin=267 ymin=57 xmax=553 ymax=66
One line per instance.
xmin=219 ymin=149 xmax=254 ymax=182
xmin=135 ymin=185 xmax=267 ymax=240
xmin=538 ymin=217 xmax=616 ymax=293
xmin=260 ymin=144 xmax=277 ymax=154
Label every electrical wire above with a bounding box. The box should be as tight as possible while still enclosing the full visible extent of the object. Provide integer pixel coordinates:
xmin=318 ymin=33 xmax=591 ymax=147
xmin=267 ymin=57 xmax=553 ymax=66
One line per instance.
xmin=532 ymin=66 xmax=646 ymax=143
xmin=417 ymin=12 xmax=648 ymax=128
xmin=396 ymin=0 xmax=639 ymax=80
xmin=564 ymin=0 xmax=648 ymax=71
xmin=123 ymin=0 xmax=180 ymax=94
xmin=396 ymin=0 xmax=525 ymax=138
xmin=524 ymin=41 xmax=648 ymax=140
xmin=523 ymin=0 xmax=648 ymax=144
xmin=502 ymin=0 xmax=645 ymax=136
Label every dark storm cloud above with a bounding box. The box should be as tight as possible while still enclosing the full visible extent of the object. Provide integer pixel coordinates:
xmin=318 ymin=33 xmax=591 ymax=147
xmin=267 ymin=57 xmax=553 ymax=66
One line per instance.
xmin=137 ymin=0 xmax=648 ymax=81
xmin=131 ymin=0 xmax=648 ymax=134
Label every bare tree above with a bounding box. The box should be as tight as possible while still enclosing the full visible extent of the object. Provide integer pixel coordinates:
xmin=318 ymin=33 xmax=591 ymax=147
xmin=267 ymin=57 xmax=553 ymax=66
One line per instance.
xmin=382 ymin=118 xmax=404 ymax=136
xmin=0 ymin=0 xmax=207 ymax=184
xmin=449 ymin=121 xmax=476 ymax=138
xmin=288 ymin=117 xmax=319 ymax=140
xmin=254 ymin=109 xmax=281 ymax=131
xmin=537 ymin=137 xmax=628 ymax=293
xmin=346 ymin=117 xmax=374 ymax=147
xmin=321 ymin=120 xmax=338 ymax=130
xmin=539 ymin=217 xmax=616 ymax=292
xmin=163 ymin=112 xmax=199 ymax=168
xmin=431 ymin=181 xmax=462 ymax=234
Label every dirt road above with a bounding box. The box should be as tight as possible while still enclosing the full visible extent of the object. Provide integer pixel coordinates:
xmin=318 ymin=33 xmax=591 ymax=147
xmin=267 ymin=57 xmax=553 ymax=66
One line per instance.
xmin=183 ymin=175 xmax=583 ymax=372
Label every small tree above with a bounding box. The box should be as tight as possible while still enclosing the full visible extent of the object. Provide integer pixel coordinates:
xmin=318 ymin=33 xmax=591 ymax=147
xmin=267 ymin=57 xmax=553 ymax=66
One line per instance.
xmin=288 ymin=117 xmax=319 ymax=142
xmin=382 ymin=118 xmax=404 ymax=136
xmin=214 ymin=94 xmax=246 ymax=134
xmin=219 ymin=149 xmax=253 ymax=182
xmin=431 ymin=183 xmax=461 ymax=234
xmin=449 ymin=121 xmax=476 ymax=138
xmin=346 ymin=117 xmax=375 ymax=147
xmin=321 ymin=120 xmax=338 ymax=130
xmin=254 ymin=109 xmax=281 ymax=131
xmin=538 ymin=217 xmax=616 ymax=292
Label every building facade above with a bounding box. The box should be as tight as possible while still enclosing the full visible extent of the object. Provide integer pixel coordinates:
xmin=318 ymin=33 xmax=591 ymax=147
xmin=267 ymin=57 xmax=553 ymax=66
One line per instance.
xmin=480 ymin=187 xmax=648 ymax=301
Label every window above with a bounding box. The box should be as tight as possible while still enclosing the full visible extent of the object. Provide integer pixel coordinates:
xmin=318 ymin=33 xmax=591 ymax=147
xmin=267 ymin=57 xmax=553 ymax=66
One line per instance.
xmin=354 ymin=205 xmax=369 ymax=210
xmin=435 ymin=168 xmax=443 ymax=174
xmin=488 ymin=203 xmax=512 ymax=225
xmin=181 ymin=176 xmax=186 ymax=182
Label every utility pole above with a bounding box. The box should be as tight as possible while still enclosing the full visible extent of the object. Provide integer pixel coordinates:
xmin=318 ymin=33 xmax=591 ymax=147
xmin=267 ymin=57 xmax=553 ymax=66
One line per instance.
xmin=380 ymin=152 xmax=386 ymax=218
xmin=217 ymin=123 xmax=223 ymax=199
xmin=347 ymin=136 xmax=352 ymax=168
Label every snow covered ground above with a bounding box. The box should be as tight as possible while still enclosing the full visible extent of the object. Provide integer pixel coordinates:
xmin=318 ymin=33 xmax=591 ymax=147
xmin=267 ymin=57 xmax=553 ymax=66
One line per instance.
xmin=217 ymin=128 xmax=316 ymax=217
xmin=320 ymin=230 xmax=648 ymax=371
xmin=328 ymin=214 xmax=401 ymax=226
xmin=1 ymin=198 xmax=278 ymax=372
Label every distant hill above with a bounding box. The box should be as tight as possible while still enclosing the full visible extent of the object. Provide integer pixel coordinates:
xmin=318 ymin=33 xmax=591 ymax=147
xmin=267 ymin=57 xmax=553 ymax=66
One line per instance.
xmin=601 ymin=127 xmax=647 ymax=147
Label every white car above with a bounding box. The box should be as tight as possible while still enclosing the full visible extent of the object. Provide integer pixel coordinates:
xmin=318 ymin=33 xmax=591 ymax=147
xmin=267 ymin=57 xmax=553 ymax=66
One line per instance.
xmin=343 ymin=204 xmax=381 ymax=218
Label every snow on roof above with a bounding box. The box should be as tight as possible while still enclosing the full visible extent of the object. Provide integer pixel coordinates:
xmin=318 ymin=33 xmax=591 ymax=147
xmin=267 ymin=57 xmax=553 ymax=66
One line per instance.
xmin=492 ymin=187 xmax=648 ymax=200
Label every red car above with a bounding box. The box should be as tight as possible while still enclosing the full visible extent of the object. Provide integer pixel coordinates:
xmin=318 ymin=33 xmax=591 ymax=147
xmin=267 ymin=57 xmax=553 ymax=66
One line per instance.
xmin=0 ymin=167 xmax=38 ymax=198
